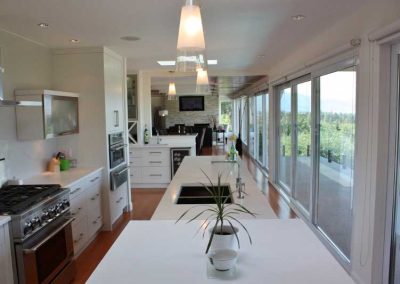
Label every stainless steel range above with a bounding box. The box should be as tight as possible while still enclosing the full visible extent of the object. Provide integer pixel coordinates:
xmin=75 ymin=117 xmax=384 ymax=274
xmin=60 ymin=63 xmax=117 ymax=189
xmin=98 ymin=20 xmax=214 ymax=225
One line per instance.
xmin=0 ymin=184 xmax=75 ymax=284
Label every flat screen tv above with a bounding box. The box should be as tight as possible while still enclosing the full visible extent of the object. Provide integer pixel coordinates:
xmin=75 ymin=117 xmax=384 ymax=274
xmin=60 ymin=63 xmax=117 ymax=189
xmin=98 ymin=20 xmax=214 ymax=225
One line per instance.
xmin=179 ymin=96 xmax=204 ymax=111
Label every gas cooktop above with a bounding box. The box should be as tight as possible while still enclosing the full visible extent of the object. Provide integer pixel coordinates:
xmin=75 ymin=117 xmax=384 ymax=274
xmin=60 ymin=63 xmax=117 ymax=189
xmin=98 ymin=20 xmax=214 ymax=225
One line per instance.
xmin=0 ymin=184 xmax=63 ymax=215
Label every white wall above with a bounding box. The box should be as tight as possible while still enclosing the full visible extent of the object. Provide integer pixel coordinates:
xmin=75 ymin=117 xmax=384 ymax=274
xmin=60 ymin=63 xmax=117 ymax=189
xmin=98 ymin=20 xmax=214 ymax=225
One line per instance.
xmin=0 ymin=30 xmax=62 ymax=180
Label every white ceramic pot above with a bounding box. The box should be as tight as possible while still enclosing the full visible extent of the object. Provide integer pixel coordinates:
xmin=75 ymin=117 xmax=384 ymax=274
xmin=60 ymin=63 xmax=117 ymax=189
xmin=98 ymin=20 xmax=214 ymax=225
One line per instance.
xmin=208 ymin=249 xmax=238 ymax=271
xmin=208 ymin=225 xmax=239 ymax=252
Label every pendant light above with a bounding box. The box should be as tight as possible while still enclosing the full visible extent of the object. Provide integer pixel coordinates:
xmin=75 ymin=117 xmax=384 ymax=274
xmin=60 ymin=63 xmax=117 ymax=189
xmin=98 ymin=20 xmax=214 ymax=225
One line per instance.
xmin=176 ymin=0 xmax=207 ymax=72
xmin=196 ymin=68 xmax=209 ymax=94
xmin=168 ymin=82 xmax=177 ymax=96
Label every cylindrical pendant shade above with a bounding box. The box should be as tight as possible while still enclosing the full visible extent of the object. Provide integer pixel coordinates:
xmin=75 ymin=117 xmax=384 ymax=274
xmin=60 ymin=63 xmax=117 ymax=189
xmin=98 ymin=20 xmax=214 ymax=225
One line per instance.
xmin=168 ymin=82 xmax=177 ymax=95
xmin=196 ymin=68 xmax=209 ymax=85
xmin=176 ymin=1 xmax=207 ymax=72
xmin=177 ymin=4 xmax=205 ymax=51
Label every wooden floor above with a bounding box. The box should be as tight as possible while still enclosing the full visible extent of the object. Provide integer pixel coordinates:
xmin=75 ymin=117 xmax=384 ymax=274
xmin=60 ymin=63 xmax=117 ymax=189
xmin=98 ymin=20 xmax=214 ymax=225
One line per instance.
xmin=73 ymin=146 xmax=296 ymax=283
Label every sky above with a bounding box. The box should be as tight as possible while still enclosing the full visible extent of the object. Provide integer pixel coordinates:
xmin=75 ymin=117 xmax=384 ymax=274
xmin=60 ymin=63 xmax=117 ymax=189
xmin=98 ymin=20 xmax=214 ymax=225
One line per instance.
xmin=280 ymin=71 xmax=356 ymax=114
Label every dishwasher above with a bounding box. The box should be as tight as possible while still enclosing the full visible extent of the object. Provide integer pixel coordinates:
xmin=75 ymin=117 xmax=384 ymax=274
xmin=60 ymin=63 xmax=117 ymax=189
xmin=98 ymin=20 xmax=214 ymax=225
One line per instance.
xmin=170 ymin=148 xmax=191 ymax=178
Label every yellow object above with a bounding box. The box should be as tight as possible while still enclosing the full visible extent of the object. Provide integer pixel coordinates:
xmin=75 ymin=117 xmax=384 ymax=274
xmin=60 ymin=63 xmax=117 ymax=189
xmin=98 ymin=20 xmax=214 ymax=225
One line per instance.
xmin=48 ymin=157 xmax=60 ymax=173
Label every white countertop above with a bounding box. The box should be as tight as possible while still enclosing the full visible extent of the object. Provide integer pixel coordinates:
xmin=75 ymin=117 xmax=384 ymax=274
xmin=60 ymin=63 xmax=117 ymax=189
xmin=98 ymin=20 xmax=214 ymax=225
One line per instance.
xmin=151 ymin=156 xmax=276 ymax=220
xmin=0 ymin=216 xmax=11 ymax=226
xmin=87 ymin=219 xmax=354 ymax=284
xmin=24 ymin=167 xmax=103 ymax=187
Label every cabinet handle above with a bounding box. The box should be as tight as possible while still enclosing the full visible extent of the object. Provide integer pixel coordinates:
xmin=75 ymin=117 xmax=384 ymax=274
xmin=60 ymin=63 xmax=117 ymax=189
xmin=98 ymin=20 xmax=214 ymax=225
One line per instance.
xmin=71 ymin=207 xmax=82 ymax=216
xmin=93 ymin=216 xmax=102 ymax=224
xmin=90 ymin=176 xmax=100 ymax=183
xmin=74 ymin=233 xmax=84 ymax=244
xmin=150 ymin=174 xmax=162 ymax=177
xmin=149 ymin=151 xmax=162 ymax=154
xmin=90 ymin=193 xmax=100 ymax=201
xmin=116 ymin=197 xmax=124 ymax=204
xmin=149 ymin=161 xmax=162 ymax=164
xmin=114 ymin=110 xmax=119 ymax=127
xmin=71 ymin=187 xmax=81 ymax=195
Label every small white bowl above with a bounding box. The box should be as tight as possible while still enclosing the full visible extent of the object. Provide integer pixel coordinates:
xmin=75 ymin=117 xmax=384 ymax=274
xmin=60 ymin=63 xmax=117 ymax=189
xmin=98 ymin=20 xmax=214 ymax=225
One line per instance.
xmin=208 ymin=249 xmax=238 ymax=271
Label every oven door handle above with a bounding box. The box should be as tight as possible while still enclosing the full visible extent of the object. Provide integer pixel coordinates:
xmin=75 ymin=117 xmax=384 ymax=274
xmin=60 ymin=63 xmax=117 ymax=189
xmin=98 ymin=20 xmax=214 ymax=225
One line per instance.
xmin=112 ymin=166 xmax=129 ymax=177
xmin=23 ymin=217 xmax=75 ymax=254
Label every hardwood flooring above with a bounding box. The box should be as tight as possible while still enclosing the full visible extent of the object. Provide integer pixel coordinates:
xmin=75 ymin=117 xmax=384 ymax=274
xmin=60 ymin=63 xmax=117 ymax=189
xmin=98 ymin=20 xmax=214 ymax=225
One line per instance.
xmin=73 ymin=146 xmax=295 ymax=283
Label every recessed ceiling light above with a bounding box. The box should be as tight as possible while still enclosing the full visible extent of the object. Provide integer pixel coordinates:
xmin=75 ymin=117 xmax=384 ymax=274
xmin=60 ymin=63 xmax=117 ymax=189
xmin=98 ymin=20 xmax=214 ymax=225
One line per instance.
xmin=257 ymin=55 xmax=265 ymax=58
xmin=292 ymin=15 xmax=305 ymax=21
xmin=157 ymin=61 xmax=176 ymax=66
xmin=70 ymin=39 xmax=79 ymax=43
xmin=120 ymin=36 xmax=140 ymax=42
xmin=157 ymin=60 xmax=218 ymax=66
xmin=38 ymin=23 xmax=49 ymax=28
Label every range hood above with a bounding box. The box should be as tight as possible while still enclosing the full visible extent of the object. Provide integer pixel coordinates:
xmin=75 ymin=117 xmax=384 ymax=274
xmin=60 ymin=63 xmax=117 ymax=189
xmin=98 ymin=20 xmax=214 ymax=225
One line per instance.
xmin=0 ymin=67 xmax=41 ymax=107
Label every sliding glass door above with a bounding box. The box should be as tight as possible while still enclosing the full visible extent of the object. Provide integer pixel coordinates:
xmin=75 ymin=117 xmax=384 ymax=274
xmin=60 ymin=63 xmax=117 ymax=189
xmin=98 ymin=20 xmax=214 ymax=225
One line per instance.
xmin=294 ymin=80 xmax=312 ymax=212
xmin=278 ymin=86 xmax=292 ymax=192
xmin=264 ymin=93 xmax=269 ymax=170
xmin=256 ymin=94 xmax=264 ymax=164
xmin=315 ymin=65 xmax=357 ymax=260
xmin=249 ymin=97 xmax=256 ymax=156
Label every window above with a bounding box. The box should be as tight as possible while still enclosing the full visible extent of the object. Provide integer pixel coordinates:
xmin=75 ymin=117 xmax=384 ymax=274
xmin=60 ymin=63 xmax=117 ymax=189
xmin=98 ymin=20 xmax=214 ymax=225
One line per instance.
xmin=241 ymin=97 xmax=248 ymax=145
xmin=248 ymin=96 xmax=256 ymax=156
xmin=277 ymin=85 xmax=292 ymax=192
xmin=220 ymin=100 xmax=233 ymax=132
xmin=256 ymin=94 xmax=264 ymax=163
xmin=315 ymin=66 xmax=357 ymax=260
xmin=264 ymin=93 xmax=269 ymax=170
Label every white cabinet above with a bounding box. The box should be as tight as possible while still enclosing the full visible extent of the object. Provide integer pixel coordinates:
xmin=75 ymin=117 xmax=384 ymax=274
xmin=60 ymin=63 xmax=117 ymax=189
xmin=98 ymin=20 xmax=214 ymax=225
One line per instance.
xmin=104 ymin=52 xmax=125 ymax=133
xmin=129 ymin=146 xmax=171 ymax=188
xmin=110 ymin=181 xmax=128 ymax=225
xmin=69 ymin=170 xmax=103 ymax=256
xmin=0 ymin=219 xmax=13 ymax=284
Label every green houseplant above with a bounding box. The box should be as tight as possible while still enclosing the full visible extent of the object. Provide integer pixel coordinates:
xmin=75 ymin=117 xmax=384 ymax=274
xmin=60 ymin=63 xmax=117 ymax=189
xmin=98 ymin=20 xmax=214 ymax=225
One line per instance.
xmin=176 ymin=171 xmax=256 ymax=253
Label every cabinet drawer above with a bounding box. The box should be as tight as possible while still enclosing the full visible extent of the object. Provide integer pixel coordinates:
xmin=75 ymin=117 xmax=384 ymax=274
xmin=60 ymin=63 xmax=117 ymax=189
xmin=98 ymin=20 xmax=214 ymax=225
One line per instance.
xmin=72 ymin=216 xmax=88 ymax=255
xmin=70 ymin=194 xmax=87 ymax=222
xmin=87 ymin=215 xmax=102 ymax=237
xmin=129 ymin=167 xmax=142 ymax=183
xmin=130 ymin=157 xmax=143 ymax=166
xmin=129 ymin=148 xmax=144 ymax=158
xmin=142 ymin=167 xmax=170 ymax=183
xmin=87 ymin=172 xmax=102 ymax=185
xmin=143 ymin=155 xmax=169 ymax=167
xmin=69 ymin=182 xmax=86 ymax=199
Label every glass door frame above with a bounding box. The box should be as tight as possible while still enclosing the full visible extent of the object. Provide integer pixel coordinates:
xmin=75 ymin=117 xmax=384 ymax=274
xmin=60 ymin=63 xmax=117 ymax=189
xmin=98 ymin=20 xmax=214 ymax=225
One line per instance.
xmin=276 ymin=82 xmax=293 ymax=194
xmin=387 ymin=43 xmax=400 ymax=284
xmin=311 ymin=56 xmax=359 ymax=268
xmin=275 ymin=76 xmax=312 ymax=215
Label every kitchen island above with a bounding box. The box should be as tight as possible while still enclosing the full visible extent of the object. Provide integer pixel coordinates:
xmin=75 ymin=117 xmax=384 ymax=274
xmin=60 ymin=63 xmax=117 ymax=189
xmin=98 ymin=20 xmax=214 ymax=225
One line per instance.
xmin=151 ymin=155 xmax=276 ymax=220
xmin=87 ymin=219 xmax=354 ymax=284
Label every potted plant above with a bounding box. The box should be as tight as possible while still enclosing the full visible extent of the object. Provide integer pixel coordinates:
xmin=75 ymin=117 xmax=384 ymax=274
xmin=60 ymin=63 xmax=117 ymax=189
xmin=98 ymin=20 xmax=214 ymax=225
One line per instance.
xmin=176 ymin=171 xmax=256 ymax=253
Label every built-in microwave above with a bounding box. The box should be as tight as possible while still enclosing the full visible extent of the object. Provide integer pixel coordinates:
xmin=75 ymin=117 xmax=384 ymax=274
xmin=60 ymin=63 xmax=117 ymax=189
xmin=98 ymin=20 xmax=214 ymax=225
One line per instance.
xmin=109 ymin=132 xmax=126 ymax=169
xmin=15 ymin=90 xmax=79 ymax=140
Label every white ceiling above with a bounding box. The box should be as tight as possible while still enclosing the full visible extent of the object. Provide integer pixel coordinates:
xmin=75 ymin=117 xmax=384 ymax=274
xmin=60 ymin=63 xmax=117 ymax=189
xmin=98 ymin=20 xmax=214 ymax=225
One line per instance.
xmin=0 ymin=0 xmax=368 ymax=74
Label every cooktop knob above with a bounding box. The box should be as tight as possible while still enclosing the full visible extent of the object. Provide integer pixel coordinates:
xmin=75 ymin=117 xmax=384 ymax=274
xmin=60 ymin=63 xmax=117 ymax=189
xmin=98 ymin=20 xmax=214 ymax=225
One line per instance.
xmin=41 ymin=211 xmax=50 ymax=222
xmin=23 ymin=222 xmax=33 ymax=235
xmin=31 ymin=217 xmax=41 ymax=229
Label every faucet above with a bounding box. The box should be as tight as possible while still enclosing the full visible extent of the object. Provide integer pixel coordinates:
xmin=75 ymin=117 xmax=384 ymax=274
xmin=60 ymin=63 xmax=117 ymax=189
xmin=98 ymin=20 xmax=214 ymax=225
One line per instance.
xmin=211 ymin=160 xmax=245 ymax=199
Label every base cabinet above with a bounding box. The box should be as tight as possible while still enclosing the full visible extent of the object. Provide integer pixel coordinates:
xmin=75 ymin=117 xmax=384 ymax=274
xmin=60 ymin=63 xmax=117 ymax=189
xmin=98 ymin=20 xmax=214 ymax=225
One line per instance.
xmin=0 ymin=220 xmax=13 ymax=284
xmin=129 ymin=146 xmax=171 ymax=187
xmin=110 ymin=182 xmax=128 ymax=225
xmin=69 ymin=170 xmax=103 ymax=256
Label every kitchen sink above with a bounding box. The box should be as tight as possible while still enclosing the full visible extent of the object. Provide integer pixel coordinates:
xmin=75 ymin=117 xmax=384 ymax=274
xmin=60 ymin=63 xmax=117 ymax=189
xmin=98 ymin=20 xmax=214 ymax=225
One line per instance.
xmin=176 ymin=185 xmax=232 ymax=204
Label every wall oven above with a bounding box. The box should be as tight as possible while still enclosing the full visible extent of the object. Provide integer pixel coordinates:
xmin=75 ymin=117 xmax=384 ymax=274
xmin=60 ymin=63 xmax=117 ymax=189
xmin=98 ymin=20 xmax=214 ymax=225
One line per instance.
xmin=14 ymin=215 xmax=75 ymax=284
xmin=109 ymin=132 xmax=126 ymax=169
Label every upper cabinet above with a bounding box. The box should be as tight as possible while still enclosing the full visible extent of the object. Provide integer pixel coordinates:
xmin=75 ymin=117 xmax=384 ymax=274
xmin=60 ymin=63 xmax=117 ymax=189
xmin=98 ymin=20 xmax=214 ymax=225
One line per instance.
xmin=104 ymin=53 xmax=125 ymax=133
xmin=15 ymin=90 xmax=79 ymax=140
xmin=127 ymin=75 xmax=137 ymax=120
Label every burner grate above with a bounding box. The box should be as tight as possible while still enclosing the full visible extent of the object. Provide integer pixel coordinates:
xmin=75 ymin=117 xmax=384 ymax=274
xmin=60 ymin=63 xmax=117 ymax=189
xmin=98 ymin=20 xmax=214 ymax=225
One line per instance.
xmin=0 ymin=185 xmax=62 ymax=214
